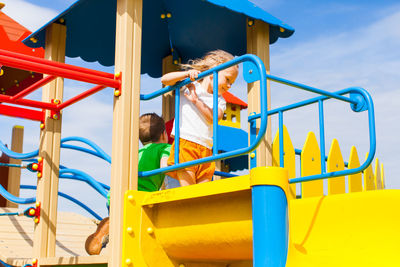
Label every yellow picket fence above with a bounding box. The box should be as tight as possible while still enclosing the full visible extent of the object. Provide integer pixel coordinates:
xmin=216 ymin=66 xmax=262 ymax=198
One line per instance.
xmin=272 ymin=125 xmax=385 ymax=199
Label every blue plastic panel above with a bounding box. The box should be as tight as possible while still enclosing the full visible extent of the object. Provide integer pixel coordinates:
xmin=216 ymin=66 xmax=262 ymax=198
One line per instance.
xmin=243 ymin=60 xmax=261 ymax=83
xmin=23 ymin=0 xmax=294 ymax=77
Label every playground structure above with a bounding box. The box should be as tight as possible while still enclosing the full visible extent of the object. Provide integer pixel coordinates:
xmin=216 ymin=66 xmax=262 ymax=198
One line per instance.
xmin=0 ymin=0 xmax=397 ymax=267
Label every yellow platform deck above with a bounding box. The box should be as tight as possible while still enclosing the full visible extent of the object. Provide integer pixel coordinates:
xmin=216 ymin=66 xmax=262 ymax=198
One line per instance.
xmin=287 ymin=189 xmax=400 ymax=266
xmin=122 ymin=174 xmax=399 ymax=266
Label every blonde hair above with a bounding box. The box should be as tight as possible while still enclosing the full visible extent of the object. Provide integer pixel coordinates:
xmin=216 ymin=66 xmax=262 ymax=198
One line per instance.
xmin=180 ymin=50 xmax=236 ymax=71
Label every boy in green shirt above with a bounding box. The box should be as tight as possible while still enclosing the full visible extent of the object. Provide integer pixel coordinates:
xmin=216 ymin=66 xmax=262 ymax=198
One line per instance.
xmin=85 ymin=113 xmax=171 ymax=255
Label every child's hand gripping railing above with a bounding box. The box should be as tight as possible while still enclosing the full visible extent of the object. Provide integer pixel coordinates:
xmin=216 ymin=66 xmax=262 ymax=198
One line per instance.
xmin=139 ymin=54 xmax=268 ymax=178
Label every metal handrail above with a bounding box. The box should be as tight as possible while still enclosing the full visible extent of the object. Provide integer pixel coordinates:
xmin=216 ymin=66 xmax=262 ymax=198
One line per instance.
xmin=0 ymin=136 xmax=109 ymax=219
xmin=248 ymin=75 xmax=375 ymax=183
xmin=140 ymin=54 xmax=375 ymax=183
xmin=139 ymin=54 xmax=268 ymax=177
xmin=0 ymin=49 xmax=119 ymax=122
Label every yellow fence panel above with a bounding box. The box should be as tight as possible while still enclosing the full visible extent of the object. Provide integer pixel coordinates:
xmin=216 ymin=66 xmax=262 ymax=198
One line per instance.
xmin=363 ymin=153 xmax=375 ymax=191
xmin=348 ymin=146 xmax=362 ymax=193
xmin=327 ymin=139 xmax=345 ymax=195
xmin=374 ymin=159 xmax=383 ymax=190
xmin=272 ymin=125 xmax=296 ymax=199
xmin=301 ymin=132 xmax=323 ymax=198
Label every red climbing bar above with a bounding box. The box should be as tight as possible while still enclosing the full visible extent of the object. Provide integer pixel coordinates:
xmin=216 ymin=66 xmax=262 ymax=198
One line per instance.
xmin=11 ymin=75 xmax=56 ymax=100
xmin=0 ymin=104 xmax=43 ymax=121
xmin=0 ymin=54 xmax=120 ymax=89
xmin=0 ymin=49 xmax=115 ymax=79
xmin=0 ymin=94 xmax=57 ymax=110
xmin=0 ymin=49 xmax=120 ymax=116
xmin=58 ymin=84 xmax=107 ymax=110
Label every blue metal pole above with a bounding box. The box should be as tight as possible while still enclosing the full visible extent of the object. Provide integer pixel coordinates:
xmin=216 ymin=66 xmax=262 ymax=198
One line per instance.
xmin=250 ymin=118 xmax=257 ymax=169
xmin=318 ymin=100 xmax=326 ymax=174
xmin=213 ymin=71 xmax=219 ymax=156
xmin=251 ymin=167 xmax=289 ymax=267
xmin=278 ymin=111 xmax=284 ymax=168
xmin=174 ymin=86 xmax=180 ymax=164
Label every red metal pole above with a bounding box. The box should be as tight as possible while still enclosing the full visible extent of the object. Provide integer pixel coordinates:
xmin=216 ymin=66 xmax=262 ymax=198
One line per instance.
xmin=0 ymin=54 xmax=120 ymax=88
xmin=0 ymin=49 xmax=115 ymax=79
xmin=0 ymin=104 xmax=43 ymax=121
xmin=11 ymin=75 xmax=56 ymax=100
xmin=0 ymin=94 xmax=57 ymax=110
xmin=57 ymin=85 xmax=107 ymax=110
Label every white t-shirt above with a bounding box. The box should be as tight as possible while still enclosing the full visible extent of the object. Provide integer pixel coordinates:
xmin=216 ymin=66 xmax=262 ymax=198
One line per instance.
xmin=171 ymin=81 xmax=226 ymax=149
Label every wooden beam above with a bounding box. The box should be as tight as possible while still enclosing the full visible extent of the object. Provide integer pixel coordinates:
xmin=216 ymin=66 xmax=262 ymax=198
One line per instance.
xmin=6 ymin=125 xmax=24 ymax=208
xmin=109 ymin=0 xmax=142 ymax=266
xmin=246 ymin=19 xmax=272 ymax=167
xmin=34 ymin=22 xmax=66 ymax=259
xmin=162 ymin=55 xmax=179 ymax=122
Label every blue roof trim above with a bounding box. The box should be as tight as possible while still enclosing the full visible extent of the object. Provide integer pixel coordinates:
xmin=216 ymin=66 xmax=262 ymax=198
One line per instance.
xmin=23 ymin=0 xmax=294 ymax=76
xmin=22 ymin=0 xmax=83 ymax=50
xmin=207 ymin=0 xmax=294 ymax=40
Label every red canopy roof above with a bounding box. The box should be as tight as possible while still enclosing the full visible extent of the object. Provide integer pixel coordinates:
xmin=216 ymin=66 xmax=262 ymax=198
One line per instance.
xmin=0 ymin=11 xmax=44 ymax=57
xmin=0 ymin=10 xmax=44 ymax=96
xmin=222 ymin=91 xmax=247 ymax=109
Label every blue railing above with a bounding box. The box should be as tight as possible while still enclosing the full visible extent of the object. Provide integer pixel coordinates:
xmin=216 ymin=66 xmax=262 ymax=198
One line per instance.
xmin=0 ymin=136 xmax=110 ymax=219
xmin=140 ymin=54 xmax=375 ymax=183
xmin=248 ymin=73 xmax=375 ymax=183
xmin=139 ymin=54 xmax=268 ymax=177
xmin=246 ymin=71 xmax=376 ymax=267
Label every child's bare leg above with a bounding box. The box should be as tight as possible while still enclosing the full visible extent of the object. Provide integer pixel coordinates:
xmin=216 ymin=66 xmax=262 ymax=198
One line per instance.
xmin=197 ymin=177 xmax=212 ymax=184
xmin=178 ymin=170 xmax=196 ymax=186
xmin=85 ymin=217 xmax=109 ymax=255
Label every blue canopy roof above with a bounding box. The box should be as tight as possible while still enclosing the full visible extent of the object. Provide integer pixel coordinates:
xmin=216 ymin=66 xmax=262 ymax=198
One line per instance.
xmin=23 ymin=0 xmax=294 ymax=78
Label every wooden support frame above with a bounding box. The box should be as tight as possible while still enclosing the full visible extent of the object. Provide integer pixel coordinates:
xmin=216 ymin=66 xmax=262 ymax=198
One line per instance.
xmin=6 ymin=125 xmax=24 ymax=208
xmin=109 ymin=0 xmax=143 ymax=266
xmin=162 ymin=55 xmax=179 ymax=122
xmin=33 ymin=22 xmax=66 ymax=258
xmin=247 ymin=19 xmax=272 ymax=167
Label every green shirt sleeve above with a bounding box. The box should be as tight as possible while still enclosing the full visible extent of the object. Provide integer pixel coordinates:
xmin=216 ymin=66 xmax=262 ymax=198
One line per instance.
xmin=160 ymin=144 xmax=171 ymax=158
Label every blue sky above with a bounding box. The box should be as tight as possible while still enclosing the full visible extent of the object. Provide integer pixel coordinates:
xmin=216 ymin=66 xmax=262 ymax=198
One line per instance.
xmin=1 ymin=0 xmax=399 ymax=218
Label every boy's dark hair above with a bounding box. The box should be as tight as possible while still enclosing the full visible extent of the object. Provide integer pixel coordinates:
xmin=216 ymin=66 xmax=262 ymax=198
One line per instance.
xmin=139 ymin=113 xmax=166 ymax=144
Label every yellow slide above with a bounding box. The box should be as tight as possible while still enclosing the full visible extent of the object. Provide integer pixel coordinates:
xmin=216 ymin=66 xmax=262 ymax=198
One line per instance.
xmin=287 ymin=190 xmax=400 ymax=266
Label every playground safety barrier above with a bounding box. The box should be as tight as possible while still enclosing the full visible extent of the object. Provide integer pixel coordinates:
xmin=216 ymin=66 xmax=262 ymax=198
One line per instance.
xmin=138 ymin=55 xmax=376 ymax=266
xmin=139 ymin=54 xmax=268 ymax=177
xmin=0 ymin=136 xmax=110 ymax=219
xmin=139 ymin=54 xmax=376 ymax=184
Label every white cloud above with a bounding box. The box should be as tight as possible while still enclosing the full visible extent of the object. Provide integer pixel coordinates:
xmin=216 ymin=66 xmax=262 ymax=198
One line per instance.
xmin=1 ymin=0 xmax=57 ymax=32
xmin=269 ymin=8 xmax=400 ymax=189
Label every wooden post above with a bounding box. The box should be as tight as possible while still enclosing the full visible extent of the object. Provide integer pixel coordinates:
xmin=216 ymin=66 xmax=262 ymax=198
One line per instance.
xmin=109 ymin=0 xmax=142 ymax=266
xmin=0 ymin=150 xmax=9 ymax=207
xmin=6 ymin=125 xmax=24 ymax=208
xmin=162 ymin=55 xmax=179 ymax=122
xmin=247 ymin=19 xmax=272 ymax=167
xmin=33 ymin=22 xmax=66 ymax=258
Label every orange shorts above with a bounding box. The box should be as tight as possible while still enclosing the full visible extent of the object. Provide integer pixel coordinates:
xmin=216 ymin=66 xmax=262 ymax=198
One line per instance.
xmin=167 ymin=139 xmax=215 ymax=181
